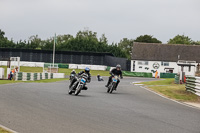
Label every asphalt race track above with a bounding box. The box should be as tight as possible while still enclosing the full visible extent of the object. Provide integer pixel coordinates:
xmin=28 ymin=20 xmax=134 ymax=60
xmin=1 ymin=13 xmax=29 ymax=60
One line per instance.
xmin=0 ymin=77 xmax=200 ymax=133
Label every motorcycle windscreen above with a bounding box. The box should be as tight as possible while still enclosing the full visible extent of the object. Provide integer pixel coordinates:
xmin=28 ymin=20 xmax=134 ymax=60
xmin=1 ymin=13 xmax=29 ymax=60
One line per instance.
xmin=112 ymin=78 xmax=117 ymax=82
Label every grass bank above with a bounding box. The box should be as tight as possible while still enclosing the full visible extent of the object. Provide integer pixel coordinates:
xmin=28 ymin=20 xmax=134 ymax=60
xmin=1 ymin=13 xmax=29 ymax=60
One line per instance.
xmin=0 ymin=66 xmax=110 ymax=76
xmin=59 ymin=68 xmax=110 ymax=76
xmin=0 ymin=127 xmax=11 ymax=133
xmin=139 ymin=79 xmax=199 ymax=102
xmin=20 ymin=67 xmax=110 ymax=76
xmin=0 ymin=80 xmax=23 ymax=84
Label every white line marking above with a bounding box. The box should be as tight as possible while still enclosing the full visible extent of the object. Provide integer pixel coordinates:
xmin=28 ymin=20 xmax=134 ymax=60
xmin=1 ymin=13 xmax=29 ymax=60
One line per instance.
xmin=0 ymin=124 xmax=18 ymax=133
xmin=139 ymin=86 xmax=200 ymax=110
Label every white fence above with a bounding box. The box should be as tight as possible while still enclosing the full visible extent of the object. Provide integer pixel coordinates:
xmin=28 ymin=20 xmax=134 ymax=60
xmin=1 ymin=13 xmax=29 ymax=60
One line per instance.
xmin=0 ymin=61 xmax=44 ymax=67
xmin=186 ymin=76 xmax=200 ymax=96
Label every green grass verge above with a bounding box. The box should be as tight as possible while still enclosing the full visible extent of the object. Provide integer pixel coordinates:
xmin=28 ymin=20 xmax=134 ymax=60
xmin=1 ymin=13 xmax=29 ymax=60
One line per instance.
xmin=0 ymin=127 xmax=11 ymax=133
xmin=139 ymin=78 xmax=175 ymax=85
xmin=0 ymin=80 xmax=23 ymax=84
xmin=20 ymin=66 xmax=43 ymax=73
xmin=139 ymin=78 xmax=199 ymax=102
xmin=0 ymin=66 xmax=110 ymax=76
xmin=20 ymin=67 xmax=110 ymax=76
xmin=59 ymin=68 xmax=110 ymax=76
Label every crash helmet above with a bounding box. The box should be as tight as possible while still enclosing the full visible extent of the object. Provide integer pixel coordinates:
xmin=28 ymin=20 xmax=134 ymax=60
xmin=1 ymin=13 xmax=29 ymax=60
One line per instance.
xmin=85 ymin=67 xmax=90 ymax=73
xmin=116 ymin=64 xmax=121 ymax=69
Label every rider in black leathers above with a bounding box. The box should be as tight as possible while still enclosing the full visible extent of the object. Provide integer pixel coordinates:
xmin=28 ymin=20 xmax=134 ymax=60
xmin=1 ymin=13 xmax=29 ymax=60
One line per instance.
xmin=70 ymin=69 xmax=76 ymax=80
xmin=105 ymin=64 xmax=123 ymax=89
xmin=69 ymin=67 xmax=91 ymax=90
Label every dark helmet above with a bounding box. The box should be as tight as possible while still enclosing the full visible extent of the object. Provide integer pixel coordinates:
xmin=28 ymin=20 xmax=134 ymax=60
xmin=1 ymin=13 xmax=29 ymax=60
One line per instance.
xmin=116 ymin=64 xmax=121 ymax=69
xmin=85 ymin=67 xmax=90 ymax=73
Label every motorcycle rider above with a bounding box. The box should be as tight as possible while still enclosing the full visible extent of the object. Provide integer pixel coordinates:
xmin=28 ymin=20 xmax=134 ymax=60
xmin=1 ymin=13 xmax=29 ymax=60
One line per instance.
xmin=69 ymin=67 xmax=91 ymax=90
xmin=70 ymin=69 xmax=76 ymax=80
xmin=105 ymin=64 xmax=123 ymax=89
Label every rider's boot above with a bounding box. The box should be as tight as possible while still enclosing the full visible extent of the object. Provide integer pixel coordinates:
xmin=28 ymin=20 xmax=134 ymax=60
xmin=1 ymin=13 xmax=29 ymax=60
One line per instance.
xmin=82 ymin=85 xmax=88 ymax=90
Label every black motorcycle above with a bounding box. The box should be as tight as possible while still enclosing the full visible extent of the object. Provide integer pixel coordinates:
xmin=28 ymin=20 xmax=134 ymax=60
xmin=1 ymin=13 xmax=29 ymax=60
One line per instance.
xmin=107 ymin=75 xmax=119 ymax=94
xmin=68 ymin=73 xmax=89 ymax=96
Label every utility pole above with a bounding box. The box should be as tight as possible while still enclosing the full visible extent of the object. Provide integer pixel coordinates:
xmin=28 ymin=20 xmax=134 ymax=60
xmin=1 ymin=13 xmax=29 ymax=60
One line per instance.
xmin=53 ymin=33 xmax=56 ymax=67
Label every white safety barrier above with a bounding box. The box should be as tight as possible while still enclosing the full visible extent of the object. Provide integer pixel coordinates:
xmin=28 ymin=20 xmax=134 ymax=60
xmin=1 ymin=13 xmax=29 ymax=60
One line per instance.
xmin=0 ymin=61 xmax=7 ymax=66
xmin=69 ymin=64 xmax=107 ymax=71
xmin=0 ymin=68 xmax=5 ymax=79
xmin=53 ymin=73 xmax=65 ymax=78
xmin=0 ymin=61 xmax=44 ymax=67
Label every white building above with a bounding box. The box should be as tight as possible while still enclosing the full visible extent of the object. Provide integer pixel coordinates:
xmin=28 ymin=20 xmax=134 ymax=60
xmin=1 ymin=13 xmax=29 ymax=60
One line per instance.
xmin=131 ymin=43 xmax=200 ymax=77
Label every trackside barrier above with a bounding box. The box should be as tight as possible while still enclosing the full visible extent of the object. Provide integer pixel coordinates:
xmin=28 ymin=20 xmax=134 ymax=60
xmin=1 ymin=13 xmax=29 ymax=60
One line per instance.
xmin=122 ymin=71 xmax=152 ymax=78
xmin=160 ymin=73 xmax=177 ymax=78
xmin=186 ymin=76 xmax=200 ymax=96
xmin=174 ymin=75 xmax=180 ymax=84
xmin=53 ymin=73 xmax=65 ymax=78
xmin=69 ymin=64 xmax=107 ymax=71
xmin=15 ymin=72 xmax=65 ymax=81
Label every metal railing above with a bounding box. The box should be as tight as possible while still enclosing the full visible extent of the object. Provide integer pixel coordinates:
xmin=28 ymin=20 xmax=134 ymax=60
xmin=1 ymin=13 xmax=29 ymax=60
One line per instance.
xmin=186 ymin=76 xmax=200 ymax=96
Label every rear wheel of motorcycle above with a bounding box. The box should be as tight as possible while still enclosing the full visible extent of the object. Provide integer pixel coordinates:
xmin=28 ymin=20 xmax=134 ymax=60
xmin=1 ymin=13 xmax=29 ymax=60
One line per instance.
xmin=75 ymin=90 xmax=80 ymax=96
xmin=68 ymin=87 xmax=73 ymax=95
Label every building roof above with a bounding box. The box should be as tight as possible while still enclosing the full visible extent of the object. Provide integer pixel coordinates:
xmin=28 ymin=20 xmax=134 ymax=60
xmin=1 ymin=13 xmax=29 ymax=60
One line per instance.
xmin=132 ymin=42 xmax=200 ymax=62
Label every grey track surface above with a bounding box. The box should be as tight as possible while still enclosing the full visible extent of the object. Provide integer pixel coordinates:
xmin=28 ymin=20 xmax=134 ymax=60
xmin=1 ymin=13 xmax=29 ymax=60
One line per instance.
xmin=0 ymin=77 xmax=200 ymax=133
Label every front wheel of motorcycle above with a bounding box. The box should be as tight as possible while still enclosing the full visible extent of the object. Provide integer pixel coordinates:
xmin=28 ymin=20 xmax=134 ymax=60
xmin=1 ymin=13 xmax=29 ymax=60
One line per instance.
xmin=110 ymin=84 xmax=116 ymax=94
xmin=107 ymin=84 xmax=111 ymax=93
xmin=75 ymin=86 xmax=81 ymax=96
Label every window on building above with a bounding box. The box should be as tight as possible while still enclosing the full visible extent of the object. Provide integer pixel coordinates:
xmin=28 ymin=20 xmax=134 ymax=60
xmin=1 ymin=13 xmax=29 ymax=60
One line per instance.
xmin=138 ymin=61 xmax=148 ymax=65
xmin=161 ymin=62 xmax=169 ymax=66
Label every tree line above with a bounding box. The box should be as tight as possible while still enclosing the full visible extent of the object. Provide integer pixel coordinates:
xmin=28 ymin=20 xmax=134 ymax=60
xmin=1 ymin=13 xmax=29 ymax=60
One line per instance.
xmin=0 ymin=29 xmax=199 ymax=59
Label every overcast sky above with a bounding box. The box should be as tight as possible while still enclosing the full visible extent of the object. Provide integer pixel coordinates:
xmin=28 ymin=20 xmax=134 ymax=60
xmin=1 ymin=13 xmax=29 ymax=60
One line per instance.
xmin=0 ymin=0 xmax=199 ymax=43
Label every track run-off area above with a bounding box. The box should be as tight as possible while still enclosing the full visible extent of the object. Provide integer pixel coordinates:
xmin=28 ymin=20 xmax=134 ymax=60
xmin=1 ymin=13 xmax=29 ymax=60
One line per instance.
xmin=0 ymin=77 xmax=200 ymax=133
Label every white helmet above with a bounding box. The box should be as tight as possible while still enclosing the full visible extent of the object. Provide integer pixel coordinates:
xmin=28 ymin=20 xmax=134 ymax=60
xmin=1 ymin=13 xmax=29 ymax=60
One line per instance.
xmin=116 ymin=64 xmax=121 ymax=69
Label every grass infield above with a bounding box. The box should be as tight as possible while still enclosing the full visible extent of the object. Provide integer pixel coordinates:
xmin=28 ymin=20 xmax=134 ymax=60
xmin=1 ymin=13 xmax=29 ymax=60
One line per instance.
xmin=138 ymin=79 xmax=200 ymax=102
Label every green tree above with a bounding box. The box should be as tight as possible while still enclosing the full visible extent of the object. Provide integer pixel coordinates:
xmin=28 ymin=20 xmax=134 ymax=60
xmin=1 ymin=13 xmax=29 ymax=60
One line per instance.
xmin=0 ymin=29 xmax=15 ymax=48
xmin=28 ymin=35 xmax=42 ymax=49
xmin=195 ymin=41 xmax=200 ymax=45
xmin=167 ymin=34 xmax=193 ymax=45
xmin=134 ymin=35 xmax=162 ymax=43
xmin=118 ymin=38 xmax=134 ymax=59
